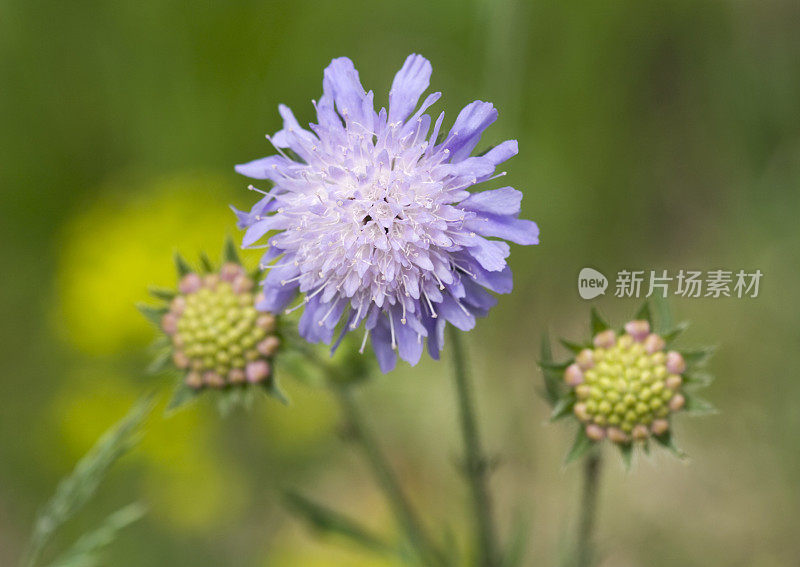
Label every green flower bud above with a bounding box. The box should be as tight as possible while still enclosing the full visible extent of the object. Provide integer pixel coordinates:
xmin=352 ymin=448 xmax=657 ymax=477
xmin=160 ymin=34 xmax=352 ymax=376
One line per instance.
xmin=145 ymin=252 xmax=282 ymax=396
xmin=560 ymin=319 xmax=690 ymax=445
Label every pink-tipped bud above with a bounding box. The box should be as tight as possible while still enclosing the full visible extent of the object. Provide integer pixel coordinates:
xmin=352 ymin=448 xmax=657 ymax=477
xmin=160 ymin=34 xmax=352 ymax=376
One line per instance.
xmin=179 ymin=273 xmax=203 ymax=294
xmin=665 ymin=374 xmax=683 ymax=390
xmin=665 ymin=351 xmax=686 ymax=374
xmin=586 ymin=424 xmax=606 ymax=441
xmin=593 ymin=329 xmax=616 ymax=349
xmin=576 ymin=349 xmax=595 ymax=370
xmin=643 ymin=333 xmax=665 ymax=354
xmin=257 ymin=336 xmax=281 ymax=356
xmin=161 ymin=313 xmax=178 ymax=335
xmin=170 ymin=296 xmax=186 ymax=315
xmin=185 ymin=371 xmax=203 ymax=389
xmin=203 ymin=274 xmax=220 ymax=290
xmin=173 ymin=351 xmax=189 ymax=369
xmin=246 ymin=360 xmax=270 ymax=383
xmin=228 ymin=368 xmax=246 ymax=384
xmin=203 ymin=371 xmax=225 ymax=388
xmin=256 ymin=314 xmax=276 ymax=332
xmin=220 ymin=262 xmax=244 ymax=282
xmin=574 ymin=402 xmax=590 ymax=421
xmin=651 ymin=419 xmax=670 ymax=436
xmin=607 ymin=427 xmax=629 ymax=443
xmin=668 ymin=393 xmax=686 ymax=411
xmin=624 ymin=320 xmax=651 ymax=342
xmin=632 ymin=424 xmax=649 ymax=441
xmin=564 ymin=364 xmax=584 ymax=386
xmin=232 ymin=275 xmax=254 ymax=294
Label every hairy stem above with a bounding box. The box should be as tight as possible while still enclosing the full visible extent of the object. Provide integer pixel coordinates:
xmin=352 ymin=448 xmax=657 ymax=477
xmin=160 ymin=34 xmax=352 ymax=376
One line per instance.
xmin=576 ymin=450 xmax=603 ymax=567
xmin=448 ymin=327 xmax=501 ymax=567
xmin=334 ymin=386 xmax=446 ymax=566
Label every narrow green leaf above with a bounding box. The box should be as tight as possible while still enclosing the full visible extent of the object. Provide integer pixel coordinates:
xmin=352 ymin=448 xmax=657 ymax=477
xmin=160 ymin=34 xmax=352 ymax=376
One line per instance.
xmin=680 ymin=346 xmax=716 ymax=367
xmin=590 ymin=308 xmax=609 ymax=335
xmin=500 ymin=510 xmax=530 ymax=567
xmin=25 ymin=397 xmax=153 ymax=564
xmin=682 ymin=371 xmax=714 ymax=388
xmin=651 ymin=293 xmax=673 ymax=334
xmin=173 ymin=252 xmax=193 ymax=277
xmin=165 ymin=383 xmax=199 ymax=415
xmin=223 ymin=236 xmax=241 ymax=265
xmin=136 ymin=303 xmax=167 ymax=327
xmin=634 ymin=301 xmax=652 ymax=326
xmin=46 ymin=503 xmax=146 ymax=567
xmin=538 ymin=360 xmax=570 ymax=371
xmin=198 ymin=252 xmax=214 ymax=273
xmin=539 ymin=332 xmax=564 ymax=405
xmin=146 ymin=348 xmax=172 ymax=375
xmin=662 ymin=321 xmax=690 ymax=345
xmin=653 ymin=431 xmax=687 ymax=459
xmin=559 ymin=338 xmax=588 ymax=354
xmin=550 ymin=392 xmax=576 ymax=422
xmin=683 ymin=394 xmax=718 ymax=416
xmin=564 ymin=427 xmax=594 ymax=466
xmin=266 ymin=376 xmax=290 ymax=405
xmin=283 ymin=491 xmax=393 ymax=555
xmin=147 ymin=286 xmax=176 ymax=301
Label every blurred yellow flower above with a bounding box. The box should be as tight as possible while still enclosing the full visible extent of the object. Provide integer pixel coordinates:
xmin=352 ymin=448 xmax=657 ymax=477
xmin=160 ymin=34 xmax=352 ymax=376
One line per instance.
xmin=54 ymin=171 xmax=253 ymax=355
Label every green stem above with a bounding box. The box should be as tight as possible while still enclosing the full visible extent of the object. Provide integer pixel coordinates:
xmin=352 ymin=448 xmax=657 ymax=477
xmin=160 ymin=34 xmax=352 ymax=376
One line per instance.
xmin=448 ymin=327 xmax=501 ymax=567
xmin=333 ymin=386 xmax=446 ymax=566
xmin=576 ymin=451 xmax=603 ymax=567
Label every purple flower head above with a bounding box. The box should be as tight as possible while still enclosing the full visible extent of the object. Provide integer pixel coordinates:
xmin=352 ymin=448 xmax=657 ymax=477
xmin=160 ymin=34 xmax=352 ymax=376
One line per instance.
xmin=234 ymin=54 xmax=538 ymax=372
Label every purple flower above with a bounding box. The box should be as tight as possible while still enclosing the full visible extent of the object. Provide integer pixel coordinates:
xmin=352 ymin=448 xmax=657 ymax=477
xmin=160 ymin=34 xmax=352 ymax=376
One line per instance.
xmin=234 ymin=54 xmax=538 ymax=372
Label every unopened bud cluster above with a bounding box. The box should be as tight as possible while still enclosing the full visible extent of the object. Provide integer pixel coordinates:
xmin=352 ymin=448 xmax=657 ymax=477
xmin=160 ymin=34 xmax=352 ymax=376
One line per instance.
xmin=161 ymin=263 xmax=280 ymax=389
xmin=565 ymin=320 xmax=686 ymax=444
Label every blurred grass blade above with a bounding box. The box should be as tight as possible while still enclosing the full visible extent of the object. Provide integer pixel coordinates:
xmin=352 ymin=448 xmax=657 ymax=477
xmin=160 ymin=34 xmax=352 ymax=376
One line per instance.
xmin=283 ymin=491 xmax=393 ymax=556
xmin=45 ymin=503 xmax=146 ymax=567
xmin=23 ymin=396 xmax=153 ymax=567
xmin=500 ymin=510 xmax=530 ymax=567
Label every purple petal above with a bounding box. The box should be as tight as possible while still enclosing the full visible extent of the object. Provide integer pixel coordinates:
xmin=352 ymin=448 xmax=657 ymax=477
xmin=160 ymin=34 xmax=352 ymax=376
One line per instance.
xmin=322 ymin=57 xmax=373 ymax=126
xmin=389 ymin=54 xmax=432 ymax=124
xmin=460 ymin=186 xmax=522 ymax=216
xmin=235 ymin=156 xmax=294 ymax=181
xmin=466 ymin=237 xmax=511 ymax=272
xmin=272 ymin=104 xmax=317 ymax=148
xmin=442 ymin=101 xmax=498 ymax=162
xmin=481 ymin=140 xmax=518 ymax=166
xmin=437 ymin=294 xmax=476 ymax=331
xmin=423 ymin=315 xmax=446 ymax=360
xmin=395 ymin=313 xmax=424 ymax=366
xmin=243 ymin=215 xmax=289 ymax=247
xmin=258 ymin=284 xmax=297 ymax=312
xmin=464 ymin=215 xmax=539 ymax=245
xmin=371 ymin=316 xmax=397 ymax=373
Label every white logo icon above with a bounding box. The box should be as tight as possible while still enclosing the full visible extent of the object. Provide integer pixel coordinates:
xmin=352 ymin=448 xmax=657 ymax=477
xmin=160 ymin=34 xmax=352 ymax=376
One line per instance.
xmin=578 ymin=268 xmax=608 ymax=300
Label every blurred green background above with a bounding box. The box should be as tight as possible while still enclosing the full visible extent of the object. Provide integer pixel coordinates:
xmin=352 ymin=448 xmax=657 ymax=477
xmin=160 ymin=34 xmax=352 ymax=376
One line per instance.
xmin=1 ymin=0 xmax=799 ymax=565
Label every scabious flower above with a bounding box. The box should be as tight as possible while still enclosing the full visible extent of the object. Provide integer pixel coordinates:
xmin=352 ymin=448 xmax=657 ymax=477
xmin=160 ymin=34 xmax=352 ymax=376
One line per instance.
xmin=140 ymin=240 xmax=284 ymax=409
xmin=541 ymin=305 xmax=715 ymax=465
xmin=234 ymin=54 xmax=538 ymax=372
